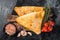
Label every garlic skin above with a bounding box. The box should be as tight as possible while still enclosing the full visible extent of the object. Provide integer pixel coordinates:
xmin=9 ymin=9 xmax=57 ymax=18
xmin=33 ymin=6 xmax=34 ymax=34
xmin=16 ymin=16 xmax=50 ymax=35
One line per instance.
xmin=27 ymin=32 xmax=32 ymax=36
xmin=17 ymin=32 xmax=21 ymax=37
xmin=20 ymin=30 xmax=27 ymax=36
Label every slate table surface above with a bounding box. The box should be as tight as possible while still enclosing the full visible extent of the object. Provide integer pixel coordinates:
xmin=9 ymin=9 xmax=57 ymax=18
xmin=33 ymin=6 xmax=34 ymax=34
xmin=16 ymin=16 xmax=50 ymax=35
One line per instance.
xmin=0 ymin=0 xmax=60 ymax=40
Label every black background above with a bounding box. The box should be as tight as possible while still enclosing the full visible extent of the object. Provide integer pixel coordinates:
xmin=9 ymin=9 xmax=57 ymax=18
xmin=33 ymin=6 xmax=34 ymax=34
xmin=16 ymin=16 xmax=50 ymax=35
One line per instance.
xmin=0 ymin=0 xmax=60 ymax=40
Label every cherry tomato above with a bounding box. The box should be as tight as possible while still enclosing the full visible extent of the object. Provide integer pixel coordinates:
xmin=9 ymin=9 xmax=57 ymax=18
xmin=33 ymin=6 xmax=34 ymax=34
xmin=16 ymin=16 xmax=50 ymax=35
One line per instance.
xmin=47 ymin=26 xmax=53 ymax=32
xmin=49 ymin=21 xmax=54 ymax=26
xmin=44 ymin=22 xmax=49 ymax=27
xmin=42 ymin=27 xmax=48 ymax=32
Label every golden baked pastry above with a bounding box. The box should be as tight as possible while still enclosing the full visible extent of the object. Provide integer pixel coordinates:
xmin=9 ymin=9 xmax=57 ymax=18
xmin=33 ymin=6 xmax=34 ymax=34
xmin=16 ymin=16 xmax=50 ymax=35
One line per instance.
xmin=14 ymin=6 xmax=44 ymax=16
xmin=16 ymin=12 xmax=45 ymax=35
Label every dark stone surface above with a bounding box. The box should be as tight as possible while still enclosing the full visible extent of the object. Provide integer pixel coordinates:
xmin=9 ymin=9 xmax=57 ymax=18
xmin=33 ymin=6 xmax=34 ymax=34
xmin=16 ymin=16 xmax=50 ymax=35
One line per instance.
xmin=0 ymin=0 xmax=17 ymax=30
xmin=0 ymin=30 xmax=41 ymax=40
xmin=41 ymin=25 xmax=60 ymax=40
xmin=0 ymin=0 xmax=60 ymax=40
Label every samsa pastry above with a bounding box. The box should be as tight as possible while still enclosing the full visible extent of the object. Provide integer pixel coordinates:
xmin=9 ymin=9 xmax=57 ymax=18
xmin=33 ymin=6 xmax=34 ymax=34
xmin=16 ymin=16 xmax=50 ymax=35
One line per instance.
xmin=16 ymin=12 xmax=45 ymax=35
xmin=14 ymin=6 xmax=44 ymax=16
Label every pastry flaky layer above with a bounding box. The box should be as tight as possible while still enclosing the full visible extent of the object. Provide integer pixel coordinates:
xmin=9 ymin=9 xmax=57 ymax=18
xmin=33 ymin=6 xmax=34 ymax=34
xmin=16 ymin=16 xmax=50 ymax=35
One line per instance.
xmin=16 ymin=11 xmax=45 ymax=35
xmin=14 ymin=6 xmax=44 ymax=16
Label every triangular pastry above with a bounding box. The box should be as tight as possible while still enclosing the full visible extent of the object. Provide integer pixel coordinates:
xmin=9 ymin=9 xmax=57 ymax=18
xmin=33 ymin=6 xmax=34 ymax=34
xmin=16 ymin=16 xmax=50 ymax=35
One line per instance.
xmin=16 ymin=12 xmax=45 ymax=35
xmin=14 ymin=6 xmax=44 ymax=16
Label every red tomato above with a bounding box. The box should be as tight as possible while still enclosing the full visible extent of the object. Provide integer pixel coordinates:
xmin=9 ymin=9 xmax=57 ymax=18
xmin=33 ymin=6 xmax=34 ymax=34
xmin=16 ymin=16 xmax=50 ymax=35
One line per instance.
xmin=47 ymin=26 xmax=53 ymax=32
xmin=44 ymin=22 xmax=49 ymax=27
xmin=42 ymin=27 xmax=48 ymax=32
xmin=49 ymin=21 xmax=54 ymax=26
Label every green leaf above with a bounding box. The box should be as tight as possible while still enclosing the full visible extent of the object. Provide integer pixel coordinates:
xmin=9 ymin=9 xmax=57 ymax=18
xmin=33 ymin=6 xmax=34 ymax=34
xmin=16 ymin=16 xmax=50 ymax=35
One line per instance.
xmin=42 ymin=7 xmax=51 ymax=27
